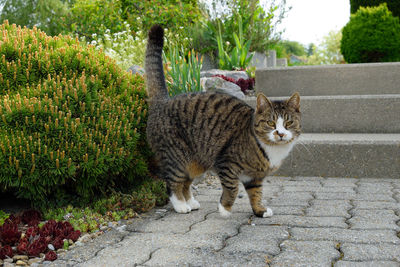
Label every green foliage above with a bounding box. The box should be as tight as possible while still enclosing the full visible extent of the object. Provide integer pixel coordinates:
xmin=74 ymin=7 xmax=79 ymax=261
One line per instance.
xmin=0 ymin=0 xmax=70 ymax=36
xmin=163 ymin=47 xmax=203 ymax=96
xmin=0 ymin=21 xmax=150 ymax=202
xmin=341 ymin=4 xmax=400 ymax=63
xmin=350 ymin=0 xmax=400 ymax=17
xmin=192 ymin=0 xmax=289 ymax=54
xmin=66 ymin=0 xmax=201 ymax=50
xmin=0 ymin=210 xmax=10 ymax=225
xmin=42 ymin=178 xmax=168 ymax=233
xmin=216 ymin=16 xmax=254 ymax=70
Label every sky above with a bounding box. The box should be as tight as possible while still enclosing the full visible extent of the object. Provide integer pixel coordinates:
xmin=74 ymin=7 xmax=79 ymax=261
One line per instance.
xmin=279 ymin=0 xmax=350 ymax=45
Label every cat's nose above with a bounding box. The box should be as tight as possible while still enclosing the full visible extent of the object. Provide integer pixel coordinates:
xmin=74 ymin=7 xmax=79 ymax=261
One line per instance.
xmin=277 ymin=132 xmax=285 ymax=138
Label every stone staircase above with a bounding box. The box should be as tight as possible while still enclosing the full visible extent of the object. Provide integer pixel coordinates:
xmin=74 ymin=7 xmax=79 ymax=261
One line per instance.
xmin=247 ymin=63 xmax=400 ymax=178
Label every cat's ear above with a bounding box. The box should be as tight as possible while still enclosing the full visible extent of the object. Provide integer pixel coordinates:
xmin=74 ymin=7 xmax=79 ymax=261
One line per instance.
xmin=286 ymin=92 xmax=300 ymax=112
xmin=256 ymin=93 xmax=273 ymax=114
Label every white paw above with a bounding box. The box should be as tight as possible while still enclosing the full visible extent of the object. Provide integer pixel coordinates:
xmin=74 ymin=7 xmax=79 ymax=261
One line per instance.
xmin=262 ymin=208 xmax=273 ymax=218
xmin=218 ymin=203 xmax=231 ymax=218
xmin=170 ymin=194 xmax=191 ymax=213
xmin=187 ymin=197 xmax=200 ymax=210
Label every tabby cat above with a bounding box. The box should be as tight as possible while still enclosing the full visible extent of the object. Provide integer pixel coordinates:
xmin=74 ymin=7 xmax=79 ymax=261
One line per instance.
xmin=145 ymin=25 xmax=301 ymax=218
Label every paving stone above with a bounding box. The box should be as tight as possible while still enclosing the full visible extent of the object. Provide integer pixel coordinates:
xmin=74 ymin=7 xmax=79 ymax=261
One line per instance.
xmin=352 ymin=200 xmax=400 ymax=211
xmin=278 ymin=180 xmax=322 ymax=187
xmin=335 ymin=261 xmax=400 ymax=267
xmin=315 ymin=192 xmax=357 ymax=200
xmin=48 ymin=229 xmax=126 ymax=265
xmin=282 ymin=186 xmax=322 ymax=192
xmin=354 ymin=194 xmax=396 ymax=202
xmin=322 ymin=178 xmax=357 ymax=187
xmin=358 ymin=178 xmax=398 ymax=183
xmin=305 ymin=203 xmax=351 ymax=218
xmin=348 ymin=209 xmax=399 ymax=230
xmin=222 ymin=225 xmax=289 ymax=255
xmin=185 ymin=213 xmax=250 ymax=250
xmin=357 ymin=183 xmax=393 ymax=194
xmin=275 ymin=191 xmax=314 ymax=199
xmin=79 ymin=233 xmax=188 ymax=267
xmin=145 ymin=248 xmax=268 ymax=267
xmin=320 ymin=186 xmax=356 ymax=193
xmin=253 ymin=215 xmax=347 ymax=228
xmin=270 ymin=240 xmax=340 ymax=267
xmin=341 ymin=243 xmax=400 ymax=261
xmin=290 ymin=228 xmax=400 ymax=244
xmin=269 ymin=198 xmax=310 ymax=206
xmin=131 ymin=203 xmax=217 ymax=234
xmin=293 ymin=176 xmax=325 ymax=181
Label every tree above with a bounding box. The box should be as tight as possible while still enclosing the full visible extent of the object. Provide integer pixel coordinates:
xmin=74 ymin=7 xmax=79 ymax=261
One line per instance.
xmin=341 ymin=4 xmax=400 ymax=63
xmin=308 ymin=30 xmax=344 ymax=65
xmin=0 ymin=0 xmax=70 ymax=36
xmin=350 ymin=0 xmax=400 ymax=18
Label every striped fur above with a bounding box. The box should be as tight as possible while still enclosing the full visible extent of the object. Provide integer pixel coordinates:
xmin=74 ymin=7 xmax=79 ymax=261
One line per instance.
xmin=145 ymin=25 xmax=301 ymax=217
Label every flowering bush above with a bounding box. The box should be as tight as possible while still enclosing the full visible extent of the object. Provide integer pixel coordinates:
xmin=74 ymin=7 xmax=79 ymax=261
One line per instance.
xmin=89 ymin=22 xmax=147 ymax=70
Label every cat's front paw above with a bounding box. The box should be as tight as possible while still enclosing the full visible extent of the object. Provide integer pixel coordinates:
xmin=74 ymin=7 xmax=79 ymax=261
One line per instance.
xmin=218 ymin=203 xmax=231 ymax=218
xmin=187 ymin=197 xmax=200 ymax=210
xmin=262 ymin=208 xmax=273 ymax=217
xmin=170 ymin=195 xmax=192 ymax=213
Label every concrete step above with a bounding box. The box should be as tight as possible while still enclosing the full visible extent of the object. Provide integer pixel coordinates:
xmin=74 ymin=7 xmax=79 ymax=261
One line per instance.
xmin=244 ymin=95 xmax=400 ymax=133
xmin=255 ymin=62 xmax=400 ymax=96
xmin=276 ymin=133 xmax=400 ymax=179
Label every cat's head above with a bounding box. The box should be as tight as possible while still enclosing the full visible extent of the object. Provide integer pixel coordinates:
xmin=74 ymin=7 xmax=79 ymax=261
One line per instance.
xmin=254 ymin=92 xmax=301 ymax=145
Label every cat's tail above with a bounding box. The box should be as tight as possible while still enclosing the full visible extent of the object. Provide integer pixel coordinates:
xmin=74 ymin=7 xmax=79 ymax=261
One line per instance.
xmin=145 ymin=25 xmax=169 ymax=101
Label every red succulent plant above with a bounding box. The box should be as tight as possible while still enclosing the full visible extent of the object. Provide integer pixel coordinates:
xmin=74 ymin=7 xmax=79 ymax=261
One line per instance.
xmin=21 ymin=210 xmax=42 ymax=226
xmin=213 ymin=74 xmax=255 ymax=93
xmin=27 ymin=236 xmax=48 ymax=257
xmin=45 ymin=250 xmax=57 ymax=261
xmin=0 ymin=244 xmax=13 ymax=259
xmin=0 ymin=219 xmax=21 ymax=245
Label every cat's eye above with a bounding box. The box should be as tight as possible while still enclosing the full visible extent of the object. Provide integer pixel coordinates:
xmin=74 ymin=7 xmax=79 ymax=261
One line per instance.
xmin=267 ymin=121 xmax=275 ymax=127
xmin=285 ymin=121 xmax=294 ymax=127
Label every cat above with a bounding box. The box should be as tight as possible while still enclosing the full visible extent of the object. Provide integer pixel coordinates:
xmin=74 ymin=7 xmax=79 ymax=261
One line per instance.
xmin=145 ymin=25 xmax=301 ymax=218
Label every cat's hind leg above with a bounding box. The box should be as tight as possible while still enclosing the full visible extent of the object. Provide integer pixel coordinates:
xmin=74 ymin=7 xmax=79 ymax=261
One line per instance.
xmin=183 ymin=180 xmax=200 ymax=210
xmin=168 ymin=180 xmax=192 ymax=214
xmin=216 ymin=172 xmax=239 ymax=217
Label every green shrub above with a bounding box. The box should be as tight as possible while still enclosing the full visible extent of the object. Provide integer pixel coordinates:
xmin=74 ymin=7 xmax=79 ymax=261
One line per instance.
xmin=0 ymin=21 xmax=150 ymax=202
xmin=341 ymin=4 xmax=400 ymax=63
xmin=350 ymin=0 xmax=400 ymax=17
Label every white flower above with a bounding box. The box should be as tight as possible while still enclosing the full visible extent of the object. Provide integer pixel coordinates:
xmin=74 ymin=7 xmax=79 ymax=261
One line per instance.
xmin=226 ymin=41 xmax=230 ymax=46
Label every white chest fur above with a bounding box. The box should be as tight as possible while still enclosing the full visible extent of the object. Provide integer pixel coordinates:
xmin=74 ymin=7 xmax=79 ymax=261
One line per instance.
xmin=262 ymin=141 xmax=296 ymax=169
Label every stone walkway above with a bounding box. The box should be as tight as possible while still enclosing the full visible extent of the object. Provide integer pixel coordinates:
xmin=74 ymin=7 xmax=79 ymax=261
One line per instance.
xmin=47 ymin=176 xmax=400 ymax=267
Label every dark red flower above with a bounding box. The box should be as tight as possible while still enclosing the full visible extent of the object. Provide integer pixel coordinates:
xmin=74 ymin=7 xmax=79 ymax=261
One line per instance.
xmin=44 ymin=250 xmax=57 ymax=261
xmin=0 ymin=245 xmax=13 ymax=259
xmin=27 ymin=236 xmax=48 ymax=257
xmin=0 ymin=219 xmax=21 ymax=245
xmin=68 ymin=230 xmax=81 ymax=242
xmin=21 ymin=210 xmax=42 ymax=226
xmin=52 ymin=237 xmax=64 ymax=250
xmin=26 ymin=226 xmax=39 ymax=239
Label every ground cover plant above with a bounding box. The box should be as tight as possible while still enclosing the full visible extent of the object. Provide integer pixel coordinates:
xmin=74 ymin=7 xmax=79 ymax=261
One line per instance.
xmin=0 ymin=20 xmax=150 ymax=204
